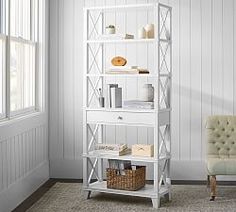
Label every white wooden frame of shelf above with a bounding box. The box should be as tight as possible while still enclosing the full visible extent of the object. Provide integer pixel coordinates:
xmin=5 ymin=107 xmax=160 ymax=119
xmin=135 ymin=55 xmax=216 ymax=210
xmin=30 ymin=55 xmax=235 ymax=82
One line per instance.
xmin=83 ymin=3 xmax=172 ymax=209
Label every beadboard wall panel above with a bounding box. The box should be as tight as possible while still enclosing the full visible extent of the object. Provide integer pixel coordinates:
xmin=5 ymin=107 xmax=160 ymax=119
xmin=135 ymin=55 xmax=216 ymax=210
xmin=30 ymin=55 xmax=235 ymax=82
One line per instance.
xmin=49 ymin=0 xmax=236 ymax=180
xmin=0 ymin=115 xmax=49 ymax=212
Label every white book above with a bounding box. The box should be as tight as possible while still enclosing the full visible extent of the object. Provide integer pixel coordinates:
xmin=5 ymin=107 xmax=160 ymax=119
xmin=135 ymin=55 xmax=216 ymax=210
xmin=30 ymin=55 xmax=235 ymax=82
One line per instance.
xmin=107 ymin=84 xmax=118 ymax=108
xmin=111 ymin=87 xmax=122 ymax=108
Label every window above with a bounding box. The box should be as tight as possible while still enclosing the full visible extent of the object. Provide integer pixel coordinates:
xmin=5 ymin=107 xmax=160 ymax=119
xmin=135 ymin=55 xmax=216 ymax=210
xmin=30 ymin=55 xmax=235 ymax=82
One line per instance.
xmin=0 ymin=0 xmax=40 ymax=118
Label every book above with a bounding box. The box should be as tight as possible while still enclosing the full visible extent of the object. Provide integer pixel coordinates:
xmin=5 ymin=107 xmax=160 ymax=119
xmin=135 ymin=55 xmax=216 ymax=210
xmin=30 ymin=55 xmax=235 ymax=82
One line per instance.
xmin=106 ymin=67 xmax=149 ymax=75
xmin=94 ymin=143 xmax=130 ymax=156
xmin=123 ymin=100 xmax=154 ymax=109
xmin=107 ymin=84 xmax=118 ymax=108
xmin=95 ymin=143 xmax=127 ymax=152
xmin=108 ymin=159 xmax=131 ymax=169
xmin=110 ymin=87 xmax=122 ymax=108
xmin=97 ymin=33 xmax=134 ymax=40
xmin=94 ymin=148 xmax=131 ymax=156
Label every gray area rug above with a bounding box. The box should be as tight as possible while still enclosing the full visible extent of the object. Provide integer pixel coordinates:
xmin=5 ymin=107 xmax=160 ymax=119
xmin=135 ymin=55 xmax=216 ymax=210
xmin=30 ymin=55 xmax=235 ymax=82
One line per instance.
xmin=27 ymin=183 xmax=236 ymax=212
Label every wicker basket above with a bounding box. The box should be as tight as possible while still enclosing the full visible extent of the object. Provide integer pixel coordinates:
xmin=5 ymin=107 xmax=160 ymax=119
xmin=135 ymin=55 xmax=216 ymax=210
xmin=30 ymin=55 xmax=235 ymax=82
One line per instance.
xmin=106 ymin=166 xmax=146 ymax=191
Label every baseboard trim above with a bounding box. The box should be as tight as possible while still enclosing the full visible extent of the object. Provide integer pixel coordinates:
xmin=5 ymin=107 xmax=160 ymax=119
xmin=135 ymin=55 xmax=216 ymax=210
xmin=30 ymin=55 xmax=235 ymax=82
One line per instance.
xmin=49 ymin=178 xmax=236 ymax=186
xmin=0 ymin=161 xmax=49 ymax=212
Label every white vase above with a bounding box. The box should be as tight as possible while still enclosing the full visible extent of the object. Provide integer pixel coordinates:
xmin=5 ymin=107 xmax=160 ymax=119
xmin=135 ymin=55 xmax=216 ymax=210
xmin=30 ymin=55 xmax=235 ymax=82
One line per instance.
xmin=139 ymin=84 xmax=154 ymax=102
xmin=144 ymin=24 xmax=154 ymax=39
xmin=138 ymin=27 xmax=146 ymax=39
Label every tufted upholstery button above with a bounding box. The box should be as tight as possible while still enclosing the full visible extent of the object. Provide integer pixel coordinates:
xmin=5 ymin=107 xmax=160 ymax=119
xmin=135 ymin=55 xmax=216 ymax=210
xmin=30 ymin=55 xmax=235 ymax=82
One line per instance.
xmin=218 ymin=121 xmax=220 ymax=124
xmin=227 ymin=135 xmax=230 ymax=138
xmin=227 ymin=121 xmax=229 ymax=125
xmin=222 ymin=128 xmax=225 ymax=131
xmin=232 ymin=128 xmax=234 ymax=132
xmin=222 ymin=141 xmax=225 ymax=144
xmin=232 ymin=142 xmax=235 ymax=144
xmin=227 ymin=148 xmax=230 ymax=151
xmin=218 ymin=148 xmax=221 ymax=151
xmin=217 ymin=134 xmax=221 ymax=138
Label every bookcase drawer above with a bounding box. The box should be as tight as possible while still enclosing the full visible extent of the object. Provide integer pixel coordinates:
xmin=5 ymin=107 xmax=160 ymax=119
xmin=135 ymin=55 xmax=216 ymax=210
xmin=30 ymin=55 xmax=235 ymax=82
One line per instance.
xmin=87 ymin=111 xmax=155 ymax=126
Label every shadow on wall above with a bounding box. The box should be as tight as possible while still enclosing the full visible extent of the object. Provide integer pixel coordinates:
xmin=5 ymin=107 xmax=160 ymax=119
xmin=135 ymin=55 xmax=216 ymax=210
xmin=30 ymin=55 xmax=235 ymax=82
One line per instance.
xmin=172 ymin=83 xmax=234 ymax=114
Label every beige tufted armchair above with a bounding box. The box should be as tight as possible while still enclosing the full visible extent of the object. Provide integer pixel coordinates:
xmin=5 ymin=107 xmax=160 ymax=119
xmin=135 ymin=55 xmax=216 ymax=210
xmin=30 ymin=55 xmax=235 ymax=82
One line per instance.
xmin=206 ymin=116 xmax=236 ymax=201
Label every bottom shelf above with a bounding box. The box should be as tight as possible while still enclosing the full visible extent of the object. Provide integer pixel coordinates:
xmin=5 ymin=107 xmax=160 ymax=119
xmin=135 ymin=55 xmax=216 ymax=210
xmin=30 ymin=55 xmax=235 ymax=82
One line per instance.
xmin=84 ymin=181 xmax=170 ymax=199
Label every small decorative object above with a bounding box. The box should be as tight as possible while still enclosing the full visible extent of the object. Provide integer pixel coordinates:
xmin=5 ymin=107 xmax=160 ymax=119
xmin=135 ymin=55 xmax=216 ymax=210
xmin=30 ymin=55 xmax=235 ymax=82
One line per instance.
xmin=139 ymin=84 xmax=154 ymax=102
xmin=106 ymin=165 xmax=146 ymax=191
xmin=132 ymin=144 xmax=154 ymax=157
xmin=138 ymin=27 xmax=146 ymax=39
xmin=98 ymin=88 xmax=105 ymax=108
xmin=111 ymin=56 xmax=127 ymax=66
xmin=106 ymin=25 xmax=116 ymax=34
xmin=124 ymin=34 xmax=134 ymax=39
xmin=145 ymin=24 xmax=155 ymax=38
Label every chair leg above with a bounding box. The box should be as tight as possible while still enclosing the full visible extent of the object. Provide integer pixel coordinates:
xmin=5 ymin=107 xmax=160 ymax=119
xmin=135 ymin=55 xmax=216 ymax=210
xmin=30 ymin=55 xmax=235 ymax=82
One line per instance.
xmin=207 ymin=175 xmax=210 ymax=188
xmin=210 ymin=175 xmax=216 ymax=201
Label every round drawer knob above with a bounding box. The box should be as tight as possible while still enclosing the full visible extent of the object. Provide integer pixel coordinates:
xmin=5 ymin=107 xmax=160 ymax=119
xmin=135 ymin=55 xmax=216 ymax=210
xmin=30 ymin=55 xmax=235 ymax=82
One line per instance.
xmin=118 ymin=116 xmax=123 ymax=120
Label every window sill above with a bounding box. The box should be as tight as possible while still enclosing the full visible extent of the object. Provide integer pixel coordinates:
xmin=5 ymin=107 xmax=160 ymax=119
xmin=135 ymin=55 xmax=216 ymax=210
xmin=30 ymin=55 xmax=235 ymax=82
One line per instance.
xmin=0 ymin=111 xmax=46 ymax=127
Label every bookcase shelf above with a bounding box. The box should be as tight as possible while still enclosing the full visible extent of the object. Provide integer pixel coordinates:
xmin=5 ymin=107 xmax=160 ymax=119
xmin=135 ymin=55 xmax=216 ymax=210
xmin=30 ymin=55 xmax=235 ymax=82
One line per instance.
xmin=83 ymin=2 xmax=172 ymax=209
xmin=83 ymin=152 xmax=170 ymax=163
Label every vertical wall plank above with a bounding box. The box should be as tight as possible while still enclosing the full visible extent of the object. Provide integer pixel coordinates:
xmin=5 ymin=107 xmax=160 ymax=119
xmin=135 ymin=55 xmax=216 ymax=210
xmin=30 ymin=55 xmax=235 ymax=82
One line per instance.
xmin=63 ymin=0 xmax=75 ymax=159
xmin=179 ymin=0 xmax=191 ymax=160
xmin=49 ymin=0 xmax=59 ymax=160
xmin=223 ymin=0 xmax=234 ymax=114
xmin=170 ymin=0 xmax=180 ymax=160
xmin=212 ymin=0 xmax=223 ymax=115
xmin=201 ymin=0 xmax=212 ymax=160
xmin=0 ymin=143 xmax=2 ymax=191
xmin=2 ymin=141 xmax=7 ymax=189
xmin=190 ymin=0 xmax=202 ymax=160
xmin=74 ymin=0 xmax=84 ymax=160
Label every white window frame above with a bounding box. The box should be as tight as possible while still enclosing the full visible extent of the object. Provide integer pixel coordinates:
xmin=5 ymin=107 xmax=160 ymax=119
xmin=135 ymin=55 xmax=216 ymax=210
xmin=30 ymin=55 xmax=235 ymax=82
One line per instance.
xmin=0 ymin=0 xmax=45 ymax=121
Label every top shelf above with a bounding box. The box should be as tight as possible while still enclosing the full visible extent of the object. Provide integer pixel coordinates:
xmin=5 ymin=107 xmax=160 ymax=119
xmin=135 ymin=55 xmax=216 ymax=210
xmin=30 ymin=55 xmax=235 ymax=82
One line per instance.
xmin=86 ymin=38 xmax=171 ymax=44
xmin=84 ymin=3 xmax=154 ymax=11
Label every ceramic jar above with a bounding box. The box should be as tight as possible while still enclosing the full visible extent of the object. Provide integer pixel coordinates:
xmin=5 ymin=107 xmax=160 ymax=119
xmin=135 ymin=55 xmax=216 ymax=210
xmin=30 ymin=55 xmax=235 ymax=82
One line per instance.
xmin=139 ymin=84 xmax=154 ymax=102
xmin=106 ymin=25 xmax=116 ymax=34
xmin=145 ymin=24 xmax=155 ymax=39
xmin=138 ymin=27 xmax=146 ymax=39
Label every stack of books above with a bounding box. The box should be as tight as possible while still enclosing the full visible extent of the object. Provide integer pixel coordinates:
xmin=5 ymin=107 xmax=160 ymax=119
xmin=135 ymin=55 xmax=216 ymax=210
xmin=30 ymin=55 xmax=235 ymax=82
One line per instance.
xmin=94 ymin=143 xmax=130 ymax=156
xmin=108 ymin=159 xmax=132 ymax=175
xmin=106 ymin=66 xmax=149 ymax=75
xmin=123 ymin=100 xmax=154 ymax=109
xmin=97 ymin=34 xmax=134 ymax=40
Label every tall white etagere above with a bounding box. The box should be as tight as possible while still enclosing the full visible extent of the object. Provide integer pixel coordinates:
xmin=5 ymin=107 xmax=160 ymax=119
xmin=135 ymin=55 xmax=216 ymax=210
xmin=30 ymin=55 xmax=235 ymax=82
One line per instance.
xmin=83 ymin=2 xmax=172 ymax=208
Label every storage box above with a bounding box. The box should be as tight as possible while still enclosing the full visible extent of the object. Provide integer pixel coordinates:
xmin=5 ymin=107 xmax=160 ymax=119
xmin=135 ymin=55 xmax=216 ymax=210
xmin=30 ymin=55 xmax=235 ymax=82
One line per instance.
xmin=132 ymin=144 xmax=154 ymax=157
xmin=106 ymin=166 xmax=146 ymax=191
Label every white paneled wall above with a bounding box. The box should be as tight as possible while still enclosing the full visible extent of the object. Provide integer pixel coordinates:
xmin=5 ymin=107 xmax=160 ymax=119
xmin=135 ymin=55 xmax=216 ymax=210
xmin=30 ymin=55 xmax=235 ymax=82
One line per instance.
xmin=49 ymin=0 xmax=236 ymax=180
xmin=0 ymin=126 xmax=47 ymax=192
xmin=0 ymin=114 xmax=49 ymax=212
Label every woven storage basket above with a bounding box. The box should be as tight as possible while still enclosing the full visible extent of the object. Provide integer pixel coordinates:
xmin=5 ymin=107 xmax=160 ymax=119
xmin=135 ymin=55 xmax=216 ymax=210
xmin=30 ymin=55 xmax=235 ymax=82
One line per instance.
xmin=106 ymin=166 xmax=146 ymax=191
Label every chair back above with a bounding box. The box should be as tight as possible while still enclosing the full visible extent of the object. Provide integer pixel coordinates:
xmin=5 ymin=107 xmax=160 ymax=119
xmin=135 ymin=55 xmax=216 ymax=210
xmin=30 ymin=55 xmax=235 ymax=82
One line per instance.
xmin=206 ymin=116 xmax=236 ymax=159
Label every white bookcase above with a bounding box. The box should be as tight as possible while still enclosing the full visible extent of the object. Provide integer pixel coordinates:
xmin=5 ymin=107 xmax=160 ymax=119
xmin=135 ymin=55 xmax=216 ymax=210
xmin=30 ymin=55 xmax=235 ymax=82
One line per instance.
xmin=83 ymin=2 xmax=172 ymax=208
